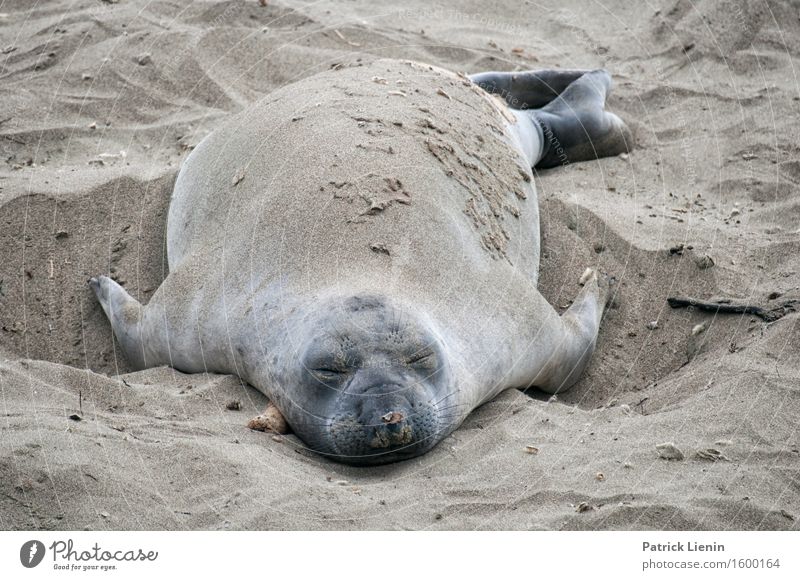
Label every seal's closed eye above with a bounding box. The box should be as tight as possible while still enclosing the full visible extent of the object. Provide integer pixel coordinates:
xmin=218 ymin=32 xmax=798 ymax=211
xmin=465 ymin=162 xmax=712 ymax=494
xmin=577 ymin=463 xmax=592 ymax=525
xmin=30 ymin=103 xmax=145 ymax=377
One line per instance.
xmin=405 ymin=352 xmax=439 ymax=376
xmin=311 ymin=367 xmax=348 ymax=380
xmin=303 ymin=345 xmax=353 ymax=373
xmin=406 ymin=349 xmax=435 ymax=367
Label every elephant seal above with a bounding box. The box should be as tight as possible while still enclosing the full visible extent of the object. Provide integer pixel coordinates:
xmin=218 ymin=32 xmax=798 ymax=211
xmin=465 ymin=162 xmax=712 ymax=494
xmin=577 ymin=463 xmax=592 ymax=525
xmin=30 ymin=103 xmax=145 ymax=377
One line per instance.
xmin=91 ymin=59 xmax=630 ymax=465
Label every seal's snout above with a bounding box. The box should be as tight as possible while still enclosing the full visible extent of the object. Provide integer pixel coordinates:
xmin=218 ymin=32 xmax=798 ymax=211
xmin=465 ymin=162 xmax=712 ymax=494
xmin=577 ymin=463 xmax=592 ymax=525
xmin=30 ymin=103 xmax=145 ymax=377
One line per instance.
xmin=369 ymin=416 xmax=414 ymax=449
xmin=329 ymin=382 xmax=439 ymax=464
xmin=356 ymin=386 xmax=416 ymax=450
xmin=381 ymin=411 xmax=404 ymax=424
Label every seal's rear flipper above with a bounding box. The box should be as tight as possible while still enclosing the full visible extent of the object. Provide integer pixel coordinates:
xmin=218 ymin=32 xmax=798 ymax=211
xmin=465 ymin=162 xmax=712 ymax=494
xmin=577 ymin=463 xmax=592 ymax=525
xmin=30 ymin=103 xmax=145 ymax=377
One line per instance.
xmin=532 ymin=69 xmax=632 ymax=168
xmin=89 ymin=275 xmax=147 ymax=369
xmin=469 ymin=69 xmax=591 ymax=109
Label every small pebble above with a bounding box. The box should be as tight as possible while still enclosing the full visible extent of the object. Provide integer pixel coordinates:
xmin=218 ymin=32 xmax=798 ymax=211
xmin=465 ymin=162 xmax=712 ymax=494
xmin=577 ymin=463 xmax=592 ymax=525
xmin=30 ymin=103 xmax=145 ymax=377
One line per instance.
xmin=247 ymin=402 xmax=288 ymax=434
xmin=695 ymin=448 xmax=729 ymax=462
xmin=646 ymin=320 xmax=659 ymax=330
xmin=656 ymin=442 xmax=684 ymax=460
xmin=695 ymin=254 xmax=715 ymax=269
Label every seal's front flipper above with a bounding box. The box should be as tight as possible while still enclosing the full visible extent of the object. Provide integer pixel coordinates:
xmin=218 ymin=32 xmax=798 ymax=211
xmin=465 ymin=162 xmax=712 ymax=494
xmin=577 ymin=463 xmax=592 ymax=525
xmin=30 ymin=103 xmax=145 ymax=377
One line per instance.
xmin=469 ymin=69 xmax=591 ymax=109
xmin=532 ymin=69 xmax=632 ymax=168
xmin=90 ymin=275 xmax=147 ymax=369
xmin=532 ymin=268 xmax=615 ymax=394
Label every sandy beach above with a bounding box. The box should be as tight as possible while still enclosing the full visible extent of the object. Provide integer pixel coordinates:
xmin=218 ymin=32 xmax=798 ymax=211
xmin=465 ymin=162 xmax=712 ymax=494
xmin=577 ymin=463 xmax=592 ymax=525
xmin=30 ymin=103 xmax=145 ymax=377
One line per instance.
xmin=1 ymin=0 xmax=798 ymax=530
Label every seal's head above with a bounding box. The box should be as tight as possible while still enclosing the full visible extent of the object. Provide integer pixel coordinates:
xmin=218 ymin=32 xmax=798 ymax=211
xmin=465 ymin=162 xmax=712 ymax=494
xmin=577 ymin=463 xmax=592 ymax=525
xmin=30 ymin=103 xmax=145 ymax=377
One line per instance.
xmin=281 ymin=294 xmax=457 ymax=465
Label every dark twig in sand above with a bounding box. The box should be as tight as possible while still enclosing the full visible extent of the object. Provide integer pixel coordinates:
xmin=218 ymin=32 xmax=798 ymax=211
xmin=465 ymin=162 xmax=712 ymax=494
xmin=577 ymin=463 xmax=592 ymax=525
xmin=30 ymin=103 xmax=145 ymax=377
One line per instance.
xmin=2 ymin=134 xmax=26 ymax=145
xmin=667 ymin=296 xmax=798 ymax=322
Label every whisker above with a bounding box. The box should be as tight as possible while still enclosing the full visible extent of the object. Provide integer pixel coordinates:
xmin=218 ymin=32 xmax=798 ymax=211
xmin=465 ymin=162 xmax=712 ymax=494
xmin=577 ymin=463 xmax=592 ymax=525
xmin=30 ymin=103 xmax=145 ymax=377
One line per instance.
xmin=434 ymin=402 xmax=470 ymax=413
xmin=436 ymin=411 xmax=468 ymax=419
xmin=286 ymin=420 xmax=332 ymax=429
xmin=430 ymin=390 xmax=460 ymax=407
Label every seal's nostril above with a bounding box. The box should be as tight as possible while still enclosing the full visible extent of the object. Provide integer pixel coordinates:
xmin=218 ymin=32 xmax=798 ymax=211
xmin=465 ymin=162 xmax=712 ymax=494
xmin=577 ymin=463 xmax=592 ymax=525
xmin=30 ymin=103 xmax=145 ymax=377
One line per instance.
xmin=381 ymin=411 xmax=404 ymax=424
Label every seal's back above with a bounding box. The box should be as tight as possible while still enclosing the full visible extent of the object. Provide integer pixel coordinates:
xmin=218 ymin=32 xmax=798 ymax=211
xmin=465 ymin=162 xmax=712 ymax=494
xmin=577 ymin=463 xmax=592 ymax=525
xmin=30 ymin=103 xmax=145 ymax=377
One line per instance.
xmin=167 ymin=59 xmax=539 ymax=299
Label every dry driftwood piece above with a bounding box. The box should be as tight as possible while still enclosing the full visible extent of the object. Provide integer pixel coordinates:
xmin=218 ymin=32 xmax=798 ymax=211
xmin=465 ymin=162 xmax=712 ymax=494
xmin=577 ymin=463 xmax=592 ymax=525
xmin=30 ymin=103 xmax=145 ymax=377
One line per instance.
xmin=667 ymin=296 xmax=798 ymax=322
